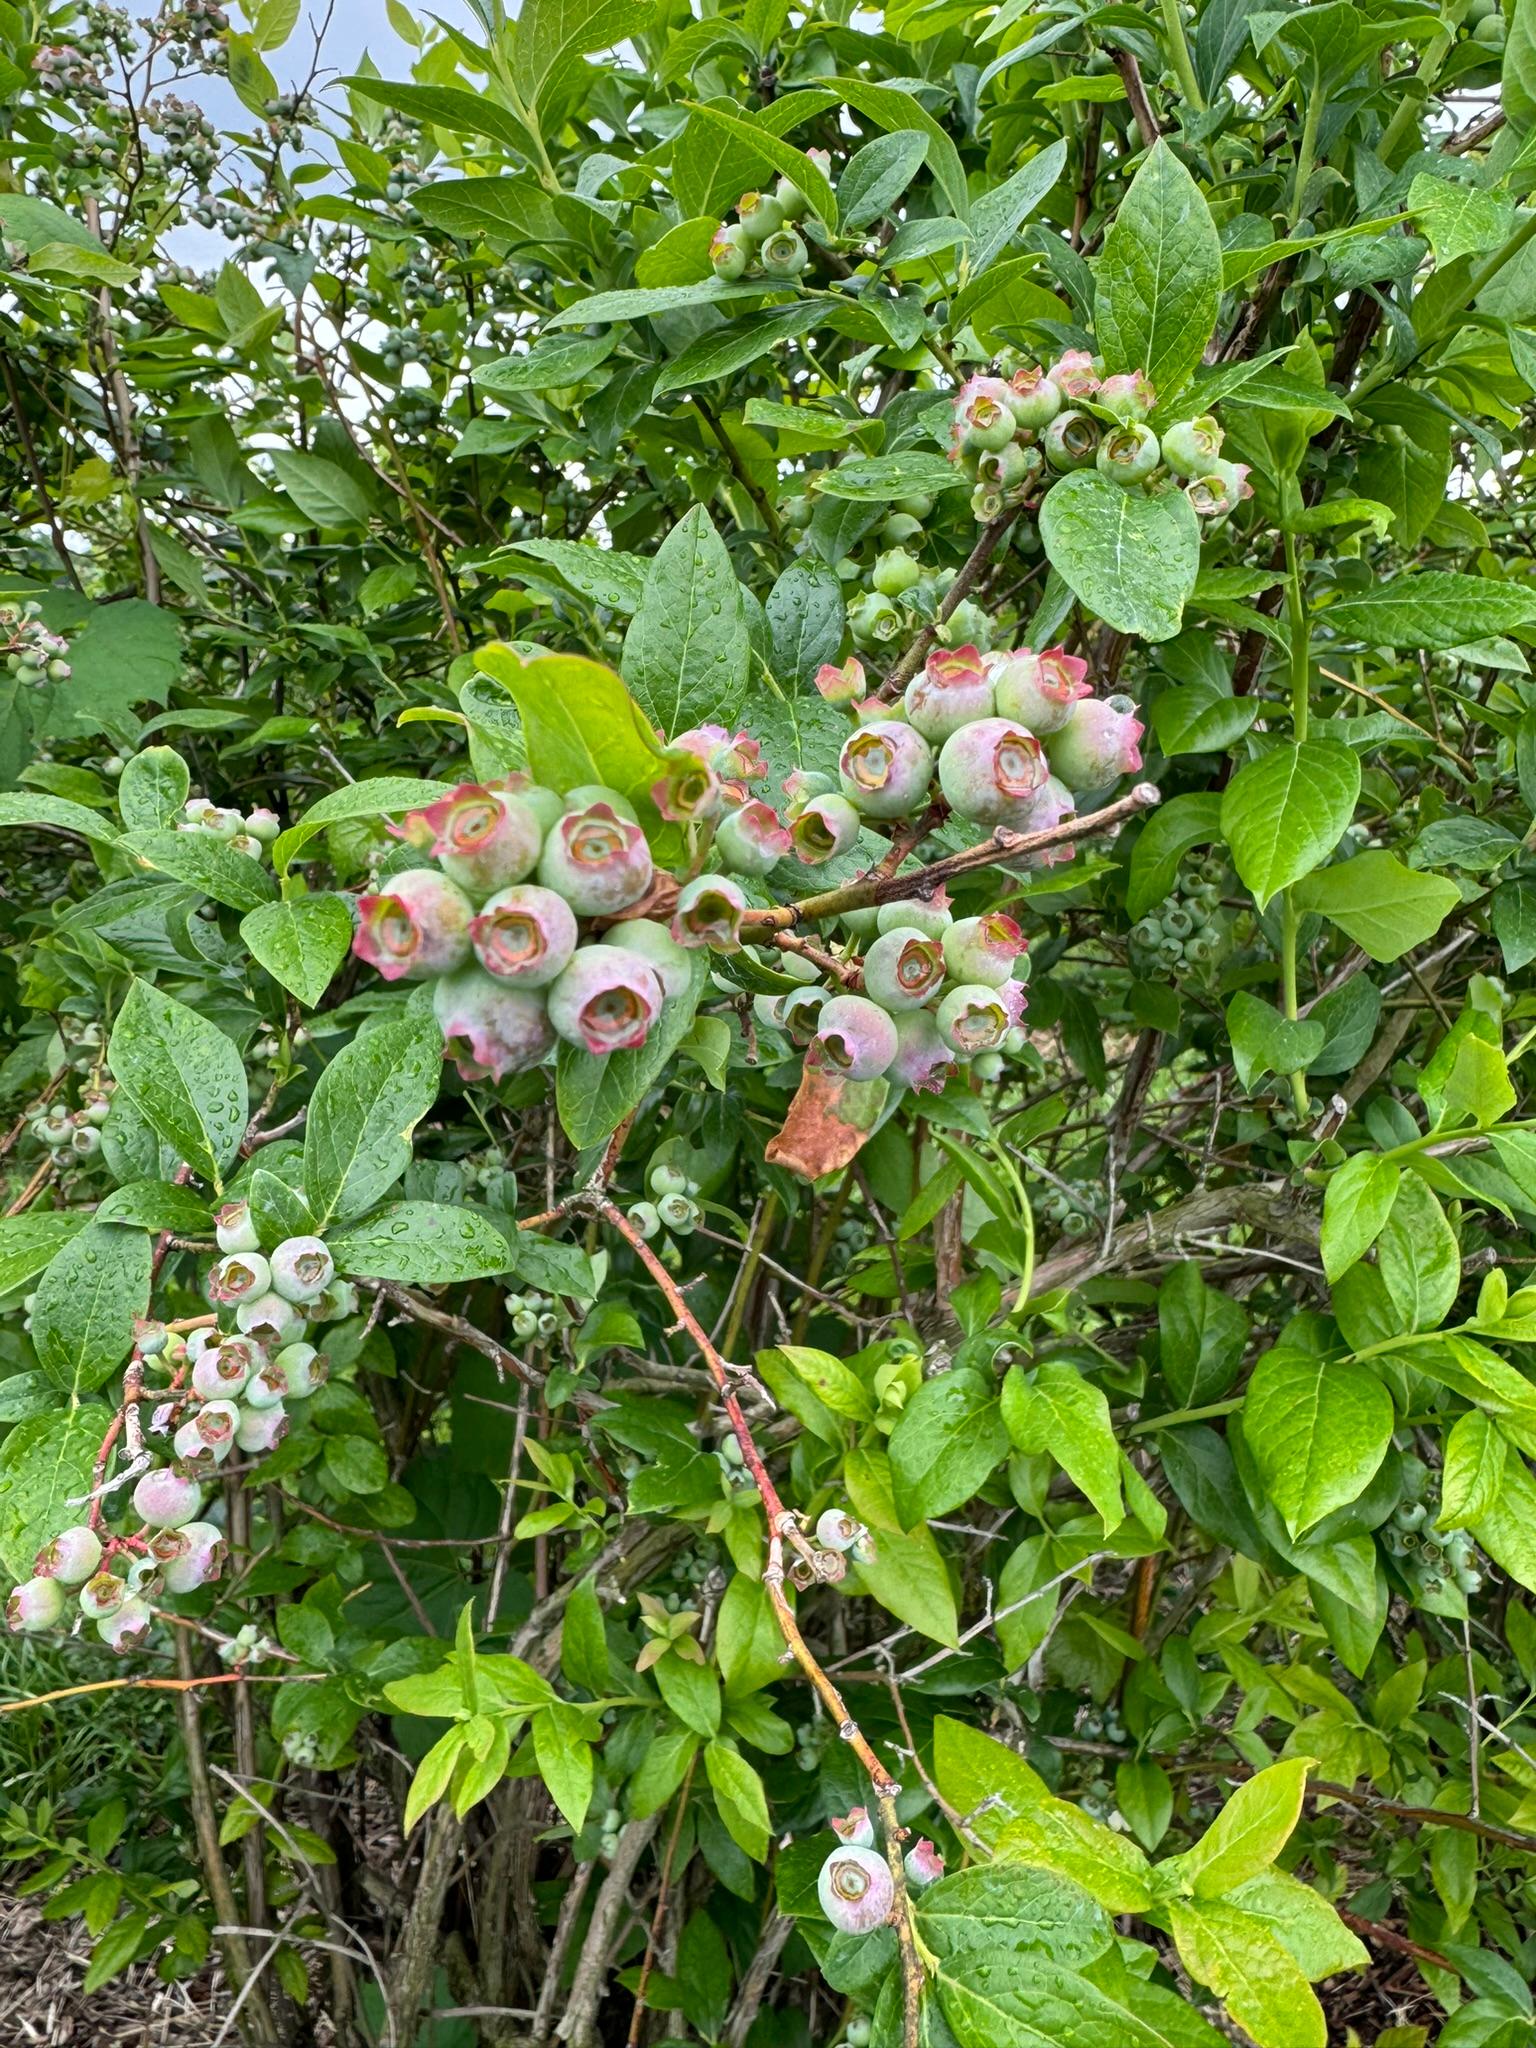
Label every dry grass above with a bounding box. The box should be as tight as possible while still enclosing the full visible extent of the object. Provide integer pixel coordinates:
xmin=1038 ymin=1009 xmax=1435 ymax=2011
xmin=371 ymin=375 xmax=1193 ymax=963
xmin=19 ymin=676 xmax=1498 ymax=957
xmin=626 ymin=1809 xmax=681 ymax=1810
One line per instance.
xmin=0 ymin=1897 xmax=232 ymax=2047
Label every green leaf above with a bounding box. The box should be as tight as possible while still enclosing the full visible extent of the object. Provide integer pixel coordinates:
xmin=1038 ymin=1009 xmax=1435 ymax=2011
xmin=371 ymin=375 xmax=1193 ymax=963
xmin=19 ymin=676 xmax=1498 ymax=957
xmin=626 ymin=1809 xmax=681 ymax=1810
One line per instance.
xmin=0 ymin=1214 xmax=90 ymax=1299
xmin=32 ymin=1220 xmax=152 ymax=1397
xmin=267 ymin=451 xmax=375 ymax=529
xmin=532 ymin=1700 xmax=596 ymax=1830
xmin=1243 ymin=1350 xmax=1393 ymax=1538
xmin=513 ymin=0 xmax=656 ymax=124
xmin=1178 ymin=1759 xmax=1313 ymax=1898
xmin=342 ymin=76 xmax=532 ymax=155
xmin=474 ymin=332 xmax=616 ymax=393
xmin=1220 ymin=741 xmax=1360 ymax=909
xmin=888 ymin=1367 xmax=1010 ymax=1527
xmin=1094 ymin=141 xmax=1223 ymax=401
xmin=1001 ymin=1363 xmax=1123 ymax=1531
xmin=1469 ymin=1440 xmax=1536 ymax=1591
xmin=1320 ymin=1153 xmax=1400 ymax=1282
xmin=498 ymin=541 xmax=649 ymax=614
xmin=116 ymin=747 xmax=189 ymax=832
xmin=1292 ymin=850 xmax=1458 ymax=963
xmin=830 ymin=77 xmax=970 ymax=222
xmin=95 ymin=1181 xmax=213 ymax=1233
xmin=1225 ymin=1870 xmax=1368 ymax=1982
xmin=1158 ymin=1262 xmax=1248 ymax=1407
xmin=0 ymin=193 xmax=112 ymax=256
xmin=108 ymin=980 xmax=249 ymax=1192
xmin=328 ymin=1203 xmax=511 ymax=1285
xmin=837 ymin=130 xmax=930 ymax=231
xmin=272 ymin=777 xmax=456 ymax=875
xmin=1377 ymin=1172 xmax=1460 ymax=1332
xmin=995 ymin=1800 xmax=1154 ymax=1913
xmin=1169 ymin=1899 xmax=1325 ymax=2048
xmin=1407 ymin=172 xmax=1514 ymax=263
xmin=304 ymin=1013 xmax=445 ymax=1229
xmin=1225 ymin=992 xmax=1325 ymax=1091
xmin=475 ymin=646 xmax=665 ymax=804
xmin=704 ymin=1738 xmax=771 ymax=1860
xmin=815 ymin=454 xmax=968 ymax=502
xmin=555 ymin=952 xmax=707 ymax=1147
xmin=1324 ymin=573 xmax=1536 ymax=651
xmin=561 ymin=1578 xmax=610 ymax=1695
xmin=653 ymin=300 xmax=824 ymax=395
xmin=765 ymin=561 xmax=846 ymax=694
xmin=931 ymin=1717 xmax=1050 ymax=1852
xmin=967 ymin=139 xmax=1068 ymax=274
xmin=404 ymin=1726 xmax=468 ymax=1834
xmin=845 ymin=1448 xmax=961 ymax=1646
xmin=680 ymin=102 xmax=838 ymax=227
xmin=1039 ymin=472 xmax=1202 ymax=641
xmin=1150 ymin=678 xmax=1256 ymax=757
xmin=622 ymin=506 xmax=751 ymax=736
xmin=0 ymin=1406 xmax=109 ymax=1581
xmin=1439 ymin=1409 xmax=1507 ymax=1529
xmin=1506 ymin=0 xmax=1536 ymax=132
xmin=0 ymin=791 xmax=120 ymax=847
xmin=240 ymin=895 xmax=353 ymax=1008
xmin=120 ymin=829 xmax=276 ymax=913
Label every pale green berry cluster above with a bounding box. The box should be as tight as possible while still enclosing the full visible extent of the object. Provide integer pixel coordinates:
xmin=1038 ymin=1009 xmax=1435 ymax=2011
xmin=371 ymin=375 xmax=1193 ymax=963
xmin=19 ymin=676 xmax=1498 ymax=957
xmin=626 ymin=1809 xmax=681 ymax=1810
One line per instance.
xmin=177 ymin=792 xmax=282 ymax=863
xmin=1384 ymin=1463 xmax=1483 ymax=1600
xmin=1 ymin=600 xmax=71 ymax=687
xmin=504 ymin=1289 xmax=566 ymax=1342
xmin=1128 ymin=859 xmax=1228 ymax=977
xmin=628 ymin=1160 xmax=702 ymax=1241
xmin=708 ymin=155 xmax=829 ymax=283
xmin=1038 ymin=1183 xmax=1098 ymax=1241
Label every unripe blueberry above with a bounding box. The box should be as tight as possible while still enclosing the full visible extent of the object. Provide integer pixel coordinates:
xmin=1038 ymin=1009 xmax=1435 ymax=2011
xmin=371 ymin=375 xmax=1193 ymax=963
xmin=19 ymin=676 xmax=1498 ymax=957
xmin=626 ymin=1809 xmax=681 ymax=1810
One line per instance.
xmin=269 ymin=1235 xmax=335 ymax=1305
xmin=160 ymin=1520 xmax=227 ymax=1593
xmin=971 ymin=479 xmax=1006 ymax=523
xmin=811 ymin=995 xmax=899 ymax=1080
xmin=354 ymin=868 xmax=474 ymax=982
xmin=243 ymin=1360 xmax=288 ymax=1410
xmin=848 ymin=591 xmax=903 ymax=650
xmin=790 ymin=793 xmax=862 ymax=865
xmin=989 ymin=646 xmax=1091 ymax=734
xmin=976 ymin=439 xmax=1041 ymax=495
xmin=236 ymin=1290 xmax=304 ymax=1347
xmin=273 ymin=1341 xmax=326 ymax=1398
xmin=737 ymin=189 xmax=785 ymax=240
xmin=1002 ymin=774 xmax=1077 ymax=869
xmin=1005 ymin=364 xmax=1062 ymax=431
xmin=761 ymin=226 xmax=808 ymax=277
xmin=1043 ymin=694 xmax=1145 ymax=791
xmin=651 ymin=746 xmax=722 ymax=824
xmin=832 ymin=1807 xmax=876 ymax=1848
xmin=816 ymin=1507 xmax=864 ymax=1552
xmin=839 ymin=722 xmax=935 ymax=820
xmin=34 ymin=1523 xmax=102 ymax=1584
xmin=1042 ymin=410 xmax=1100 ymax=471
xmin=547 ymin=945 xmax=664 ymax=1056
xmin=537 ymin=804 xmax=654 ymax=917
xmin=192 ymin=1337 xmax=259 ymax=1401
xmin=936 ymin=984 xmax=1014 ymax=1056
xmin=819 ymin=1845 xmax=893 ymax=1933
xmin=432 ymin=967 xmax=555 ymax=1083
xmin=469 ymin=884 xmax=578 ymax=987
xmin=245 ymin=806 xmax=281 ymax=842
xmin=904 ymin=645 xmax=995 ymax=744
xmin=628 ymin=1200 xmax=662 ymax=1239
xmin=905 ymin=1839 xmax=945 ymax=1888
xmin=783 ymin=493 xmax=814 ymax=528
xmin=215 ymin=1199 xmax=261 ymax=1254
xmin=133 ymin=1466 xmax=204 ymax=1529
xmin=236 ymin=1402 xmax=288 ymax=1454
xmin=1185 ymin=457 xmax=1251 ymax=518
xmin=512 ymin=781 xmax=567 ymax=833
xmin=848 ymin=2021 xmax=873 ymax=2048
xmin=877 ymin=892 xmax=951 ymax=939
xmin=775 ymin=147 xmax=830 ymax=220
xmin=98 ymin=1595 xmax=153 ymax=1653
xmin=175 ymin=1400 xmax=241 ymax=1466
xmin=943 ymin=913 xmax=1026 ymax=987
xmin=881 ymin=512 xmax=923 ymax=546
xmin=1160 ymin=414 xmax=1223 ymax=477
xmin=200 ymin=805 xmax=243 ymax=840
xmin=227 ymin=833 xmax=264 ymax=862
xmin=872 ymin=549 xmax=922 ymax=598
xmin=564 ymin=784 xmax=639 ymax=821
xmin=307 ymin=1279 xmax=359 ymax=1323
xmin=940 ymin=598 xmax=992 ymax=649
xmin=669 ymin=727 xmax=767 ymax=789
xmin=814 ymin=657 xmax=866 ymax=706
xmin=1097 ymin=421 xmax=1161 ymax=485
xmin=715 ymin=800 xmax=792 ymax=877
xmin=861 ymin=926 xmax=945 ymax=1012
xmin=889 ymin=1009 xmax=955 ymax=1093
xmin=79 ymin=1570 xmax=129 ymax=1619
xmin=937 ymin=718 xmax=1047 ymax=826
xmin=398 ymin=783 xmax=543 ymax=897
xmin=1047 ymin=349 xmax=1100 ymax=398
xmin=207 ymin=1250 xmax=270 ymax=1305
xmin=604 ymin=918 xmax=694 ymax=1002
xmin=672 ymin=874 xmax=747 ymax=951
xmin=657 ymin=1191 xmax=698 ymax=1234
xmin=710 ymin=222 xmax=749 ymax=280
xmin=1097 ymin=369 xmax=1156 ymax=421
xmin=952 ymin=375 xmax=1017 ymax=455
xmin=779 ymin=986 xmax=827 ymax=1045
xmin=7 ymin=1575 xmax=65 ymax=1632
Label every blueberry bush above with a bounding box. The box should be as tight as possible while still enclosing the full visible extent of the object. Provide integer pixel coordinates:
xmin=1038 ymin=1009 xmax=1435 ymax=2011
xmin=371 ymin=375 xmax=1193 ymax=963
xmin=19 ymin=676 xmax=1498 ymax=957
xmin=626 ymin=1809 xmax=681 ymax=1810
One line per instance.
xmin=5 ymin=1 xmax=1536 ymax=2044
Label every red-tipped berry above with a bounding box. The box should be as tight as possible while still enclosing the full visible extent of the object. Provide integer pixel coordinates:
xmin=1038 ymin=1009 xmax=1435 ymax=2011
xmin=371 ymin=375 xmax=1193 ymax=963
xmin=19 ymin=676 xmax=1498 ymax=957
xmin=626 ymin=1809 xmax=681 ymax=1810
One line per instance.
xmin=7 ymin=1576 xmax=64 ymax=1632
xmin=672 ymin=874 xmax=747 ymax=951
xmin=1044 ymin=695 xmax=1144 ymax=791
xmin=831 ymin=1807 xmax=876 ymax=1849
xmin=710 ymin=222 xmax=750 ymax=280
xmin=989 ymin=646 xmax=1091 ymax=734
xmin=716 ymin=800 xmax=792 ymax=876
xmin=98 ymin=1596 xmax=153 ymax=1653
xmin=34 ymin=1524 xmax=102 ymax=1584
xmin=354 ymin=869 xmax=474 ymax=982
xmin=78 ymin=1571 xmax=129 ymax=1620
xmin=815 ymin=658 xmax=866 ymax=706
xmin=1042 ymin=410 xmax=1100 ymax=471
xmin=1005 ymin=365 xmax=1062 ymax=431
xmin=161 ymin=1521 xmax=227 ymax=1593
xmin=952 ymin=375 xmax=1017 ymax=455
xmin=547 ymin=945 xmax=664 ymax=1056
xmin=1097 ymin=369 xmax=1155 ymax=421
xmin=819 ymin=1846 xmax=894 ymax=1933
xmin=839 ymin=722 xmax=935 ymax=820
xmin=470 ymin=883 xmax=578 ymax=986
xmin=1048 ymin=349 xmax=1100 ymax=398
xmin=790 ymin=793 xmax=862 ymax=864
xmin=214 ymin=1199 xmax=261 ymax=1254
xmin=936 ymin=984 xmax=1014 ymax=1055
xmin=235 ymin=1290 xmax=304 ymax=1347
xmin=890 ymin=1010 xmax=955 ymax=1093
xmin=905 ymin=1840 xmax=945 ymax=1888
xmin=937 ymin=718 xmax=1047 ymax=826
xmin=651 ymin=746 xmax=722 ymax=823
xmin=432 ymin=966 xmax=555 ymax=1082
xmin=943 ymin=913 xmax=1026 ymax=987
xmin=537 ymin=804 xmax=654 ymax=916
xmin=604 ymin=918 xmax=694 ymax=1002
xmin=1161 ymin=414 xmax=1224 ymax=477
xmin=398 ymin=783 xmax=543 ymax=896
xmin=861 ymin=926 xmax=945 ymax=1012
xmin=133 ymin=1466 xmax=203 ymax=1529
xmin=236 ymin=1403 xmax=288 ymax=1454
xmin=811 ymin=995 xmax=899 ymax=1080
xmin=207 ymin=1250 xmax=270 ymax=1305
xmin=904 ymin=645 xmax=995 ymax=744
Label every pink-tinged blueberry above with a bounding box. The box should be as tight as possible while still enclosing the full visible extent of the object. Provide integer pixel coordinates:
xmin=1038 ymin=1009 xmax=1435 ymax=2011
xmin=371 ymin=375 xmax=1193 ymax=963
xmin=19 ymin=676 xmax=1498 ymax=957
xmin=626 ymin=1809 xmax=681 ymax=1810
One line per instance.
xmin=710 ymin=222 xmax=749 ymax=280
xmin=1042 ymin=410 xmax=1100 ymax=472
xmin=877 ymin=890 xmax=951 ymax=940
xmin=831 ymin=1807 xmax=875 ymax=1848
xmin=397 ymin=783 xmax=543 ymax=897
xmin=778 ymin=986 xmax=827 ymax=1045
xmin=989 ymin=647 xmax=1091 ymax=734
xmin=7 ymin=1576 xmax=64 ymax=1632
xmin=432 ymin=966 xmax=555 ymax=1082
xmin=810 ymin=995 xmax=899 ymax=1080
xmin=33 ymin=1523 xmax=102 ymax=1585
xmin=943 ymin=913 xmax=1026 ymax=987
xmin=814 ymin=657 xmax=866 ymax=706
xmin=235 ymin=1291 xmax=304 ymax=1347
xmin=937 ymin=718 xmax=1047 ymax=826
xmin=1044 ymin=695 xmax=1145 ymax=791
xmin=1161 ymin=415 xmax=1224 ymax=477
xmin=816 ymin=1509 xmax=864 ymax=1552
xmin=537 ymin=804 xmax=654 ymax=916
xmin=214 ymin=1199 xmax=260 ymax=1254
xmin=1005 ymin=775 xmax=1077 ymax=869
xmin=470 ymin=883 xmax=579 ymax=987
xmin=191 ymin=1337 xmax=259 ymax=1401
xmin=354 ymin=869 xmax=474 ymax=982
xmin=273 ymin=1342 xmax=327 ymax=1399
xmin=133 ymin=1466 xmax=204 ymax=1530
xmin=1185 ymin=457 xmax=1251 ymax=518
xmin=936 ymin=984 xmax=1013 ymax=1055
xmin=952 ymin=375 xmax=1018 ymax=456
xmin=236 ymin=1404 xmax=288 ymax=1454
xmin=671 ymin=875 xmax=747 ymax=951
xmin=839 ymin=722 xmax=935 ymax=820
xmin=1048 ymin=349 xmax=1101 ymax=398
xmin=890 ymin=1010 xmax=955 ymax=1094
xmin=861 ymin=927 xmax=945 ymax=1012
xmin=78 ymin=1571 xmax=129 ymax=1620
xmin=97 ymin=1596 xmax=152 ymax=1654
xmin=905 ymin=1839 xmax=945 ymax=1888
xmin=672 ymin=725 xmax=767 ymax=790
xmin=547 ymin=945 xmax=664 ymax=1056
xmin=207 ymin=1251 xmax=270 ymax=1306
xmin=716 ymin=800 xmax=792 ymax=876
xmin=1097 ymin=369 xmax=1156 ymax=421
xmin=1005 ymin=365 xmax=1063 ymax=431
xmin=604 ymin=918 xmax=694 ymax=1002
xmin=818 ymin=1845 xmax=894 ymax=1933
xmin=651 ymin=746 xmax=722 ymax=823
xmin=790 ymin=793 xmax=863 ymax=864
xmin=160 ymin=1521 xmax=227 ymax=1594
xmin=270 ymin=1236 xmax=334 ymax=1305
xmin=904 ymin=645 xmax=995 ymax=744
